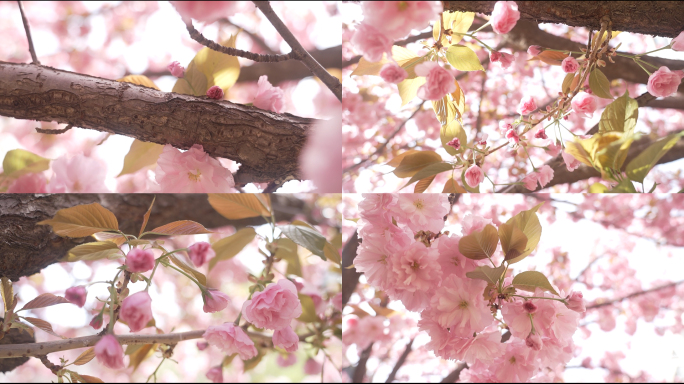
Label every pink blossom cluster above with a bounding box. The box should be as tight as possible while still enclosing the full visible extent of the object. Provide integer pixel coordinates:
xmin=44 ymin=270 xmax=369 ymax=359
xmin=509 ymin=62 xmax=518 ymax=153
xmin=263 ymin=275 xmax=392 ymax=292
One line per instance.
xmin=355 ymin=194 xmax=584 ymax=382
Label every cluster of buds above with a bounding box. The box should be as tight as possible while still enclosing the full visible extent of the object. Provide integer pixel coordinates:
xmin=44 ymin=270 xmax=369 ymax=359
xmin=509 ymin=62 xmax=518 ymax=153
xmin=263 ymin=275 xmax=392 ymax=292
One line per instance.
xmin=414 ymin=230 xmax=442 ymax=247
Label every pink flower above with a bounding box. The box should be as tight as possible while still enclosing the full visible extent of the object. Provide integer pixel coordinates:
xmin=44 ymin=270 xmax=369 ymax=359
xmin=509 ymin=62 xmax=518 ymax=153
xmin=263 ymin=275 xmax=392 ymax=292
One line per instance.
xmin=537 ymin=165 xmax=554 ymax=187
xmin=94 ymin=335 xmax=125 ymax=370
xmin=491 ymin=51 xmax=514 ymax=68
xmin=391 ymin=194 xmax=451 ymax=233
xmin=126 ymin=248 xmax=155 ymax=273
xmin=464 ymin=165 xmax=484 ymax=188
xmin=430 ymin=275 xmax=492 ymax=333
xmin=562 ymin=150 xmax=581 ymax=171
xmin=361 ymin=1 xmax=443 ymax=40
xmin=379 ymin=63 xmax=408 ymax=84
xmin=522 ymin=172 xmax=537 ymax=191
xmin=490 ymin=51 xmax=501 ymax=63
xmin=525 ymin=332 xmax=543 ymax=351
xmin=534 ymin=129 xmax=547 ymax=139
xmin=206 ymin=366 xmax=223 ymax=383
xmin=65 ymin=286 xmax=87 ymax=308
xmin=253 ymin=75 xmax=285 ymax=113
xmin=571 ymin=91 xmax=597 ymax=118
xmin=50 ymin=153 xmax=108 ymax=192
xmin=204 ymin=323 xmax=257 ymax=360
xmin=202 ymin=289 xmax=231 ymax=313
xmin=167 ymin=61 xmax=185 ymax=78
xmin=188 ymin=242 xmax=214 ymax=267
xmin=527 ymin=45 xmax=542 ymax=57
xmin=460 ymin=214 xmax=493 ymax=236
xmin=303 ymin=358 xmax=322 ymax=375
xmin=647 ymin=66 xmax=684 ymax=97
xmin=394 ymin=242 xmax=442 ymax=292
xmin=522 ymin=300 xmax=537 ymax=314
xmin=119 ymin=291 xmax=153 ymax=332
xmin=506 ymin=129 xmax=520 ymax=145
xmin=7 ymin=173 xmax=48 ymax=193
xmin=490 ymin=1 xmax=520 ymax=34
xmin=351 ymin=23 xmax=392 ymax=63
xmin=206 ymin=85 xmax=224 ymax=100
xmin=447 ymin=137 xmax=461 ymax=151
xmin=272 ymin=326 xmax=299 ymax=352
xmin=499 ymin=121 xmax=513 ymax=131
xmin=155 ymin=144 xmax=235 ymax=193
xmin=300 ymin=116 xmax=342 ymax=192
xmin=415 ymin=61 xmax=456 ymax=101
xmin=561 ymin=56 xmax=580 ymax=73
xmin=170 ymin=1 xmax=254 ymax=23
xmin=565 ymin=291 xmax=586 ymax=312
xmin=547 ymin=142 xmax=562 ymax=156
xmin=90 ymin=313 xmax=103 ymax=329
xmin=671 ymin=31 xmax=684 ymax=51
xmin=277 ymin=353 xmax=297 ymax=367
xmin=517 ymin=96 xmax=537 ymax=115
xmin=242 ymin=279 xmax=302 ymax=330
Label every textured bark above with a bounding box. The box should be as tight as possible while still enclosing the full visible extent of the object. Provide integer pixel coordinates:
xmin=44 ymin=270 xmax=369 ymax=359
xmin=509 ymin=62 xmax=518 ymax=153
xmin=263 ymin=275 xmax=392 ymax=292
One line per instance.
xmin=0 ymin=194 xmax=304 ymax=281
xmin=0 ymin=61 xmax=319 ymax=184
xmin=0 ymin=318 xmax=34 ymax=373
xmin=444 ymin=1 xmax=684 ymax=38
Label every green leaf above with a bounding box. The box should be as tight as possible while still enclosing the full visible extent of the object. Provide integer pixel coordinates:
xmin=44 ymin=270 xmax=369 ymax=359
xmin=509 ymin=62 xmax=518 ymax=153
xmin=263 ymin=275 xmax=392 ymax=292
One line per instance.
xmin=391 ymin=151 xmax=442 ymax=178
xmin=171 ymin=61 xmax=208 ymax=96
xmin=431 ymin=95 xmax=457 ymax=126
xmin=458 ymin=224 xmax=499 ymax=260
xmin=193 ymin=33 xmax=241 ymax=93
xmin=465 ymin=265 xmax=505 ymax=284
xmin=498 ymin=223 xmax=528 ymax=262
xmin=442 ymin=177 xmax=467 ymax=193
xmin=65 ymin=241 xmax=124 ymax=262
xmin=273 ymin=238 xmax=302 ymax=277
xmin=280 ymin=224 xmax=327 ymax=261
xmin=323 ymin=241 xmax=342 ymax=265
xmin=297 ymin=294 xmax=319 ymax=323
xmin=512 ymin=271 xmax=559 ymax=296
xmin=608 ymin=178 xmax=637 ymax=193
xmin=588 ymin=182 xmax=608 ymax=193
xmin=117 ymin=75 xmax=160 ymax=90
xmin=561 ymin=72 xmax=575 ymax=94
xmin=400 ymin=162 xmax=453 ymax=190
xmin=503 ymin=203 xmax=543 ymax=264
xmin=445 ymin=45 xmax=484 ymax=71
xmin=626 ymin=132 xmax=684 ymax=183
xmin=168 ymin=254 xmax=207 ymax=286
xmin=117 ymin=140 xmax=164 ymax=177
xmin=397 ymin=77 xmax=426 ymax=106
xmin=440 ymin=119 xmax=467 ymax=155
xmin=242 ymin=349 xmax=264 ymax=372
xmin=595 ymin=132 xmax=635 ymax=173
xmin=2 ymin=149 xmax=50 ymax=178
xmin=598 ymin=90 xmax=638 ymax=134
xmin=209 ymin=227 xmax=257 ymax=271
xmin=588 ymin=68 xmax=613 ymax=99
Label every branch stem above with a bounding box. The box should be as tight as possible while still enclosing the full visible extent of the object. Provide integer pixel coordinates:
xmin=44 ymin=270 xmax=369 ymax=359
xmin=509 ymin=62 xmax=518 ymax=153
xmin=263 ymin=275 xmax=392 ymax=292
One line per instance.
xmin=17 ymin=1 xmax=40 ymax=65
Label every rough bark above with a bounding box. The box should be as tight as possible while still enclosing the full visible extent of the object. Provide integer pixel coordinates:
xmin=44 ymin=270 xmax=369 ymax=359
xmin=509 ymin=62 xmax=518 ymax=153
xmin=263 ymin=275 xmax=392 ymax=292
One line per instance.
xmin=0 ymin=61 xmax=319 ymax=184
xmin=444 ymin=1 xmax=684 ymax=38
xmin=0 ymin=194 xmax=304 ymax=281
xmin=0 ymin=318 xmax=34 ymax=373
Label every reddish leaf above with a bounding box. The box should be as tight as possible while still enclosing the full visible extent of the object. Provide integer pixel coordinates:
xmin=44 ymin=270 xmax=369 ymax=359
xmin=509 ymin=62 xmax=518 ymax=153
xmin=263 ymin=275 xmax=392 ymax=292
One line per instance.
xmin=73 ymin=347 xmax=96 ymax=366
xmin=147 ymin=220 xmax=212 ymax=236
xmin=21 ymin=316 xmax=64 ymax=338
xmin=139 ymin=196 xmax=156 ymax=238
xmin=19 ymin=293 xmax=70 ymax=312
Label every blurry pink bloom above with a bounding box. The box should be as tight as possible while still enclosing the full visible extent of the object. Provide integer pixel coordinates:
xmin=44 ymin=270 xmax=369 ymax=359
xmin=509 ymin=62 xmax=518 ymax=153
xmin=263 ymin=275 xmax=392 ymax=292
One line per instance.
xmin=277 ymin=353 xmax=297 ymax=367
xmin=522 ymin=172 xmax=538 ymax=191
xmin=197 ymin=341 xmax=209 ymax=351
xmin=565 ymin=291 xmax=586 ymax=312
xmin=394 ymin=242 xmax=442 ymax=292
xmin=561 ymin=56 xmax=580 ymax=73
xmin=527 ymin=45 xmax=542 ymax=57
xmin=300 ymin=116 xmax=342 ymax=192
xmin=571 ymin=91 xmax=597 ymax=118
xmin=672 ymin=31 xmax=684 ymax=51
xmin=499 ymin=121 xmax=513 ymax=131
xmin=94 ymin=335 xmax=125 ymax=370
xmin=491 ymin=51 xmax=514 ymax=68
xmin=155 ymin=144 xmax=235 ymax=193
xmin=253 ymin=75 xmax=285 ymax=113
xmin=392 ymin=194 xmax=451 ymax=233
xmin=206 ymin=366 xmax=223 ymax=383
xmin=534 ymin=129 xmax=547 ymax=139
xmin=522 ymin=300 xmax=537 ymax=314
xmin=415 ymin=61 xmax=456 ymax=100
xmin=477 ymin=133 xmax=488 ymax=146
xmin=7 ymin=173 xmax=48 ymax=193
xmin=490 ymin=1 xmax=520 ymax=34
xmin=272 ymin=326 xmax=299 ymax=352
xmin=489 ymin=51 xmax=501 ymax=62
xmin=537 ymin=165 xmax=554 ymax=187
xmin=119 ymin=291 xmax=153 ymax=332
xmin=581 ymin=357 xmax=593 ymax=368
xmin=206 ymin=85 xmax=224 ymax=100
xmin=446 ymin=137 xmax=461 ymax=151
xmin=379 ymin=63 xmax=408 ymax=84
xmin=170 ymin=1 xmax=254 ymax=23
xmin=202 ymin=289 xmax=231 ymax=313
xmin=50 ymin=153 xmax=108 ymax=192
xmin=361 ymin=1 xmax=442 ymax=40
xmin=506 ymin=129 xmax=520 ymax=145
xmin=242 ymin=279 xmax=302 ymax=330
xmin=188 ymin=242 xmax=214 ymax=267
xmin=332 ymin=292 xmax=343 ymax=311
xmin=547 ymin=142 xmax=562 ymax=156
xmin=90 ymin=313 xmax=103 ymax=329
xmin=647 ymin=66 xmax=684 ymax=97
xmin=464 ymin=165 xmax=484 ymax=188
xmin=126 ymin=248 xmax=155 ymax=273
xmin=351 ymin=23 xmax=392 ymax=63
xmin=304 ymin=358 xmax=322 ymax=375
xmin=461 ymin=214 xmax=493 ymax=236
xmin=562 ymin=151 xmax=581 ymax=172
xmin=65 ymin=286 xmax=87 ymax=308
xmin=167 ymin=61 xmax=185 ymax=78
xmin=517 ymin=96 xmax=537 ymax=115
xmin=204 ymin=323 xmax=257 ymax=360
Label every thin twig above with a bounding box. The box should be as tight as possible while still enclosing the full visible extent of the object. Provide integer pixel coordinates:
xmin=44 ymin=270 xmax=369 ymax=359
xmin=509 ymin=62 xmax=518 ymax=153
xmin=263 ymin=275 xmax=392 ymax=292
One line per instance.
xmin=587 ymin=280 xmax=684 ymax=310
xmin=252 ymin=1 xmax=342 ymax=102
xmin=217 ymin=18 xmax=277 ymax=55
xmin=17 ymin=1 xmax=40 ymax=65
xmin=99 ymin=271 xmax=131 ymax=336
xmin=385 ymin=338 xmax=414 ymax=383
xmin=35 ymin=124 xmax=73 ymax=135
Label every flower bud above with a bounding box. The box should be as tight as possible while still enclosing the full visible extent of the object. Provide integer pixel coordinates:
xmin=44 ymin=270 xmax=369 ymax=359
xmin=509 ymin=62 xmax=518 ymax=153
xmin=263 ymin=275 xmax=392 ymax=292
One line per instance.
xmin=565 ymin=291 xmax=586 ymax=312
xmin=202 ymin=289 xmax=231 ymax=313
xmin=126 ymin=248 xmax=155 ymax=273
xmin=527 ymin=45 xmax=542 ymax=57
xmin=90 ymin=313 xmax=104 ymax=329
xmin=525 ymin=332 xmax=543 ymax=351
xmin=65 ymin=286 xmax=87 ymax=308
xmin=188 ymin=242 xmax=215 ymax=267
xmin=523 ymin=300 xmax=538 ymax=314
xmin=167 ymin=61 xmax=185 ymax=78
xmin=207 ymin=86 xmax=224 ymax=100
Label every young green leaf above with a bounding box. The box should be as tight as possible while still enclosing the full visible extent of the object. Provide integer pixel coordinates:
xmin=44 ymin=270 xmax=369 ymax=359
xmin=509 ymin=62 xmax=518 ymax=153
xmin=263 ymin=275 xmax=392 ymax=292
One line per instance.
xmin=625 ymin=132 xmax=684 ymax=183
xmin=208 ymin=194 xmax=271 ymax=220
xmin=397 ymin=77 xmax=426 ymax=106
xmin=440 ymin=119 xmax=467 ymax=156
xmin=465 ymin=265 xmax=506 ymax=284
xmin=458 ymin=224 xmax=499 ymax=260
xmin=498 ymin=223 xmax=528 ymax=262
xmin=117 ymin=140 xmax=164 ymax=178
xmin=446 ymin=45 xmax=484 ymax=71
xmin=400 ymin=162 xmax=453 ymax=190
xmin=503 ymin=203 xmax=543 ymax=264
xmin=392 ymin=151 xmax=443 ymax=178
xmin=598 ymin=90 xmax=638 ymax=134
xmin=2 ymin=149 xmax=50 ymax=179
xmin=511 ymin=271 xmax=559 ymax=296
xmin=588 ymin=68 xmax=613 ymax=99
xmin=209 ymin=227 xmax=257 ymax=271
xmin=65 ymin=241 xmax=124 ymax=262
xmin=280 ymin=224 xmax=328 ymax=261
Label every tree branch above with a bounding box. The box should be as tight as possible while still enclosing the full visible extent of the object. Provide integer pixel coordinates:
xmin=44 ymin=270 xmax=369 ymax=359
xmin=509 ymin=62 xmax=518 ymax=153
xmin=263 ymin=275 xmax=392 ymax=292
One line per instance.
xmin=352 ymin=343 xmax=374 ymax=383
xmin=440 ymin=362 xmax=468 ymax=383
xmin=443 ymin=1 xmax=684 ymax=38
xmin=0 ymin=61 xmax=317 ymax=183
xmin=252 ymin=1 xmax=342 ymax=102
xmin=16 ymin=1 xmax=40 ymax=65
xmin=341 ymin=231 xmax=361 ymax=307
xmin=587 ymin=280 xmax=684 ymax=310
xmin=385 ymin=338 xmax=414 ymax=383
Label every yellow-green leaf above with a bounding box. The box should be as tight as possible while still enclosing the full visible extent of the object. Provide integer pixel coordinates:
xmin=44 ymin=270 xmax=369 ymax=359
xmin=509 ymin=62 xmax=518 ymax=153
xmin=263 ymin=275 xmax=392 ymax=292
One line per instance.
xmin=385 ymin=149 xmax=423 ymax=168
xmin=561 ymin=73 xmax=575 ymax=94
xmin=441 ymin=119 xmax=467 ymax=155
xmin=2 ymin=149 xmax=50 ymax=179
xmin=92 ymin=232 xmax=127 ymax=247
xmin=297 ymin=294 xmax=319 ymax=323
xmin=458 ymin=224 xmax=499 ymax=260
xmin=117 ymin=75 xmax=160 ymax=90
xmin=446 ymin=45 xmax=484 ymax=71
xmin=434 ymin=11 xmax=474 ymax=46
xmin=589 ymin=68 xmax=613 ymax=99
xmin=588 ymin=182 xmax=608 ymax=193
xmin=451 ymin=80 xmax=466 ymax=121
xmin=442 ymin=177 xmax=467 ymax=193
xmin=323 ymin=241 xmax=341 ymax=265
xmin=392 ymin=151 xmax=443 ymax=178
xmin=274 ymin=238 xmax=302 ymax=277
xmin=127 ymin=344 xmax=156 ymax=373
xmin=171 ymin=61 xmax=208 ymax=96
xmin=208 ymin=194 xmax=271 ymax=220
xmin=117 ymin=140 xmax=164 ymax=177
xmin=193 ymin=33 xmax=241 ymax=94
xmin=599 ymin=90 xmax=638 ymax=134
xmin=397 ymin=77 xmax=426 ymax=106
xmin=350 ymin=46 xmax=426 ymax=78
xmin=147 ymin=220 xmax=212 ymax=236
xmin=432 ymin=95 xmax=457 ymax=126
xmin=595 ymin=132 xmax=635 ymax=173
xmin=242 ymin=349 xmax=264 ymax=372
xmin=168 ymin=254 xmax=207 ymax=286
xmin=512 ymin=271 xmax=559 ymax=296
xmin=37 ymin=203 xmax=119 ymax=238
xmin=465 ymin=265 xmax=505 ymax=284
xmin=498 ymin=223 xmax=528 ymax=262
xmin=72 ymin=347 xmax=96 ymax=366
xmin=503 ymin=203 xmax=544 ymax=264
xmin=609 ymin=177 xmax=637 ymax=193
xmin=280 ymin=224 xmax=327 ymax=261
xmin=400 ymin=162 xmax=452 ymax=190
xmin=65 ymin=241 xmax=124 ymax=262
xmin=209 ymin=227 xmax=257 ymax=271
xmin=626 ymin=132 xmax=684 ymax=183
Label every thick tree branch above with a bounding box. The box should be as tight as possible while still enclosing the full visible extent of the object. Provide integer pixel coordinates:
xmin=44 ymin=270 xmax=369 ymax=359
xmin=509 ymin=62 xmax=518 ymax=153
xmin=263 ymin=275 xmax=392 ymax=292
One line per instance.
xmin=252 ymin=1 xmax=342 ymax=102
xmin=443 ymin=1 xmax=684 ymax=38
xmin=341 ymin=231 xmax=361 ymax=307
xmin=352 ymin=343 xmax=374 ymax=383
xmin=0 ymin=61 xmax=317 ymax=183
xmin=16 ymin=1 xmax=39 ymax=65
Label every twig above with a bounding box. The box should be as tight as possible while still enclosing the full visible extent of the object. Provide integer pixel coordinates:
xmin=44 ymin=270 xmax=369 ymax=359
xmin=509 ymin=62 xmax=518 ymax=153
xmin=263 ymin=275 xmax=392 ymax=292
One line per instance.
xmin=352 ymin=343 xmax=374 ymax=382
xmin=17 ymin=1 xmax=40 ymax=65
xmin=99 ymin=271 xmax=131 ymax=336
xmin=474 ymin=70 xmax=488 ymax=134
xmin=252 ymin=1 xmax=342 ymax=102
xmin=440 ymin=362 xmax=468 ymax=383
xmin=587 ymin=280 xmax=684 ymax=310
xmin=385 ymin=338 xmax=414 ymax=383
xmin=35 ymin=124 xmax=73 ymax=135
xmin=341 ymin=231 xmax=361 ymax=307
xmin=217 ymin=18 xmax=277 ymax=55
xmin=37 ymin=355 xmax=61 ymax=374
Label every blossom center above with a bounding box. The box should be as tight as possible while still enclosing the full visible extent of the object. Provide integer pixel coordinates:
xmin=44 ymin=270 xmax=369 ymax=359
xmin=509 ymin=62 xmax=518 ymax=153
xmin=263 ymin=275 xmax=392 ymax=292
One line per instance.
xmin=509 ymin=356 xmax=516 ymax=364
xmin=459 ymin=300 xmax=469 ymax=309
xmin=410 ymin=261 xmax=420 ymax=270
xmin=188 ymin=169 xmax=202 ymax=182
xmin=379 ymin=254 xmax=388 ymax=264
xmin=414 ymin=199 xmax=424 ymax=209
